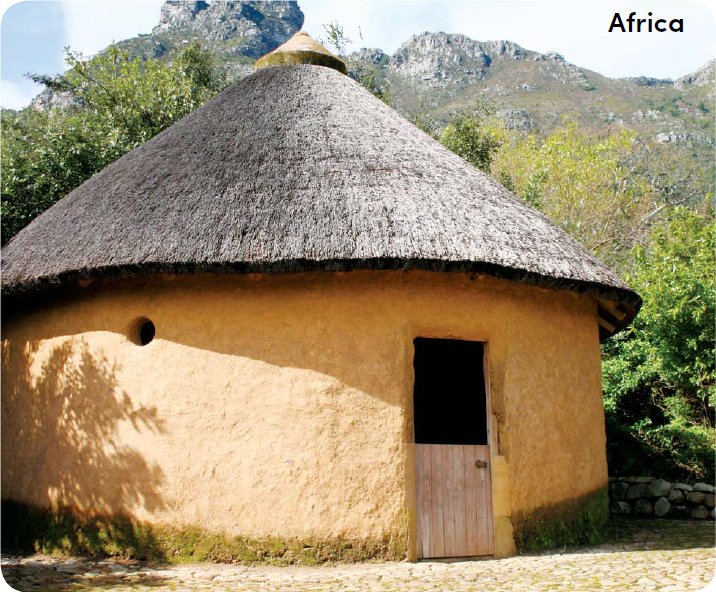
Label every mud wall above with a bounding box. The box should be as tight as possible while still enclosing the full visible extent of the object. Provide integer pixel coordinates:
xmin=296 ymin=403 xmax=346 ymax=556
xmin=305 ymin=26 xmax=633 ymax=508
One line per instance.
xmin=2 ymin=270 xmax=607 ymax=557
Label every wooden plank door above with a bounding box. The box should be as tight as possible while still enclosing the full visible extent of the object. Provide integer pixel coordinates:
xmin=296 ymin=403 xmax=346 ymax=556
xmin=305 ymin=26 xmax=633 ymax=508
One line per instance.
xmin=415 ymin=443 xmax=495 ymax=558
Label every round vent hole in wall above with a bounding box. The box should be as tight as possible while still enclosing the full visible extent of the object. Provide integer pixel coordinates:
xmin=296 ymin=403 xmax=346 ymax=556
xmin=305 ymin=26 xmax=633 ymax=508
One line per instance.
xmin=129 ymin=317 xmax=156 ymax=346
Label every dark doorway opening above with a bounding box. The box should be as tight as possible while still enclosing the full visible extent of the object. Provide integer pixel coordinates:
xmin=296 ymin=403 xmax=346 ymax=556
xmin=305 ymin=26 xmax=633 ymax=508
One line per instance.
xmin=413 ymin=338 xmax=487 ymax=445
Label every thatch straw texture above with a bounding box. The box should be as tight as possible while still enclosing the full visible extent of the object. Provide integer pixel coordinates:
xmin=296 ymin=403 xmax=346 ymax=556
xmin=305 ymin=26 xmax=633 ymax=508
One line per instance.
xmin=2 ymin=65 xmax=640 ymax=318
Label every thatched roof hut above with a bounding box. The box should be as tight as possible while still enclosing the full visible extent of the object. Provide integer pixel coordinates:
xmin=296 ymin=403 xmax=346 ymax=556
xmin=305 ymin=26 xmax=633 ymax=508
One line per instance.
xmin=2 ymin=33 xmax=638 ymax=561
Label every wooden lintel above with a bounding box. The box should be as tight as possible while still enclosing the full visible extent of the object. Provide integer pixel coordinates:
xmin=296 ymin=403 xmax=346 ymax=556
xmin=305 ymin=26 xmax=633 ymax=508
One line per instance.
xmin=597 ymin=305 xmax=621 ymax=328
xmin=600 ymin=299 xmax=627 ymax=321
xmin=598 ymin=316 xmax=616 ymax=333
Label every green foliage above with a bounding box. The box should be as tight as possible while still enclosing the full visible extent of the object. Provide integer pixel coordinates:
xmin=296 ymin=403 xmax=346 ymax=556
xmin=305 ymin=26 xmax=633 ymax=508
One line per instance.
xmin=489 ymin=122 xmax=706 ymax=272
xmin=321 ymin=21 xmax=351 ymax=57
xmin=602 ymin=208 xmax=715 ymax=481
xmin=2 ymin=42 xmax=224 ymax=243
xmin=654 ymin=95 xmax=683 ymax=118
xmin=1 ymin=108 xmax=116 ymax=241
xmin=491 ymin=122 xmax=652 ymax=268
xmin=1 ymin=501 xmax=407 ymax=564
xmin=438 ymin=100 xmax=503 ymax=173
xmin=349 ymin=65 xmax=392 ymax=106
xmin=34 ymin=43 xmax=225 ymax=147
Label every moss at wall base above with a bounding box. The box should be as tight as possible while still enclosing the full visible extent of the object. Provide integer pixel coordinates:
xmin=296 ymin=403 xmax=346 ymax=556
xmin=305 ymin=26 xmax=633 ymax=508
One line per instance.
xmin=512 ymin=487 xmax=611 ymax=552
xmin=1 ymin=501 xmax=407 ymax=565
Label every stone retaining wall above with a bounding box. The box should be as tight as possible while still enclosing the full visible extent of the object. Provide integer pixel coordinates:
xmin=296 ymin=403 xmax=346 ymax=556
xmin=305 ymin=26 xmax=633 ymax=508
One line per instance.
xmin=609 ymin=477 xmax=715 ymax=519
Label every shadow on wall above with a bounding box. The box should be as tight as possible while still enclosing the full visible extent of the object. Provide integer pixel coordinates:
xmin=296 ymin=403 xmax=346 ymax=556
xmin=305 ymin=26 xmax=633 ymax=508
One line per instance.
xmin=4 ymin=272 xmax=532 ymax=408
xmin=3 ymin=273 xmax=426 ymax=408
xmin=1 ymin=337 xmax=166 ymax=550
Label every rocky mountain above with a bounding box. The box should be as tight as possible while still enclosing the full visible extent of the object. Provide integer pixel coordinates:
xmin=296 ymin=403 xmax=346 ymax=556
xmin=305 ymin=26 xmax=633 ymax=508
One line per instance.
xmin=117 ymin=0 xmax=303 ymax=78
xmin=150 ymin=0 xmax=303 ymax=57
xmin=353 ymin=32 xmax=713 ymax=146
xmin=388 ymin=34 xmax=528 ymax=87
xmin=675 ymin=59 xmax=716 ymax=92
xmin=346 ymin=32 xmax=714 ymax=180
xmin=31 ymin=0 xmax=303 ymax=109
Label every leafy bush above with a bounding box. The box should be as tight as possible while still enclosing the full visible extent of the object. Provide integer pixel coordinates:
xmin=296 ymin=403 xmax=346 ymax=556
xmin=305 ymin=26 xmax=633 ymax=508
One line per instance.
xmin=490 ymin=123 xmax=663 ymax=271
xmin=438 ymin=100 xmax=503 ymax=173
xmin=602 ymin=208 xmax=715 ymax=481
xmin=2 ymin=43 xmax=225 ymax=244
xmin=490 ymin=122 xmax=707 ymax=273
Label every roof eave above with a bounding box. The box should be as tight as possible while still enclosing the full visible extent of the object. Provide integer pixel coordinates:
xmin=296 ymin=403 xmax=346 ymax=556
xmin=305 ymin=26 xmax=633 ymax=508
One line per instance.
xmin=1 ymin=257 xmax=642 ymax=339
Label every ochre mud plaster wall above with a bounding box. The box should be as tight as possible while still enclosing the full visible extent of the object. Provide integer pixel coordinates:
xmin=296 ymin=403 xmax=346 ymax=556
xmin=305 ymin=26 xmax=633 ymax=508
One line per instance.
xmin=1 ymin=271 xmax=607 ymax=557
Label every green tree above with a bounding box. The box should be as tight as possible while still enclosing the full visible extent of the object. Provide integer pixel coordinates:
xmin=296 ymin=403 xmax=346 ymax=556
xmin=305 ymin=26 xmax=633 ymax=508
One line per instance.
xmin=2 ymin=43 xmax=224 ymax=243
xmin=438 ymin=100 xmax=503 ymax=173
xmin=602 ymin=208 xmax=715 ymax=481
xmin=29 ymin=43 xmax=225 ymax=148
xmin=1 ymin=108 xmax=115 ymax=241
xmin=489 ymin=122 xmax=702 ymax=272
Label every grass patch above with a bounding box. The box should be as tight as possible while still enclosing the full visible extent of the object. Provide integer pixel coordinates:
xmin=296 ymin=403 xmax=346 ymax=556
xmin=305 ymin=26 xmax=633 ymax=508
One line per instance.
xmin=2 ymin=500 xmax=407 ymax=564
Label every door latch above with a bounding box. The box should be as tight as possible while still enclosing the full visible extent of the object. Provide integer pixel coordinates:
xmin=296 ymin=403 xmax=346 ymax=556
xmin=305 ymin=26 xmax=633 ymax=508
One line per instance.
xmin=475 ymin=460 xmax=488 ymax=468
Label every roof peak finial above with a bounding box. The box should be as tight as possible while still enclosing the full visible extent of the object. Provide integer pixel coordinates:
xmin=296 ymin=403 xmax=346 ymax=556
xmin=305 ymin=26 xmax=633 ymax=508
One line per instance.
xmin=254 ymin=31 xmax=348 ymax=74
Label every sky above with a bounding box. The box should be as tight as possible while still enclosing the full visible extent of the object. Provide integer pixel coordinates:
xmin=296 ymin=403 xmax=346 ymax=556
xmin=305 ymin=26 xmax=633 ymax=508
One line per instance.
xmin=1 ymin=0 xmax=715 ymax=109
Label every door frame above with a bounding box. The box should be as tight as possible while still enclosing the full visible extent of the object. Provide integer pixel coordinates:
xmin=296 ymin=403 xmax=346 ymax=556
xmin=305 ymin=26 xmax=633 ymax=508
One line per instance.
xmin=408 ymin=334 xmax=495 ymax=560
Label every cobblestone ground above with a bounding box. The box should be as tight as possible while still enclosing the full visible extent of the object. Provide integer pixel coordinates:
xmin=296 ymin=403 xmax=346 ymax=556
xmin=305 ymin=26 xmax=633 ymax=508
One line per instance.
xmin=2 ymin=519 xmax=714 ymax=592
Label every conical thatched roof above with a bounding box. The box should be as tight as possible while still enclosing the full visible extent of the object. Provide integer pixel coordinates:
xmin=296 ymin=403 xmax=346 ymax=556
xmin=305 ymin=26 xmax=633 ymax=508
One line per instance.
xmin=1 ymin=63 xmax=640 ymax=335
